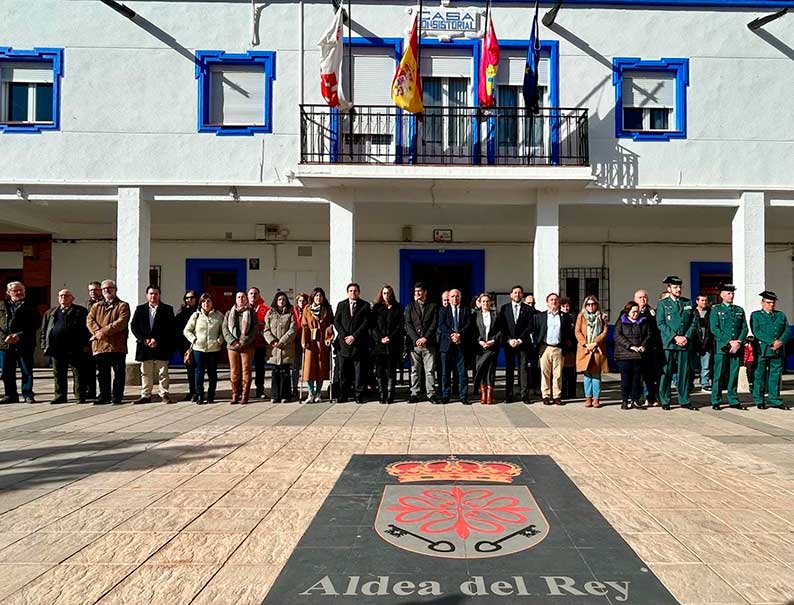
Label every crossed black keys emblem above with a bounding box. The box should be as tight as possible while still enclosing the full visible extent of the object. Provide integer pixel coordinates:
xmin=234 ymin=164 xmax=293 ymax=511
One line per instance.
xmin=385 ymin=523 xmax=540 ymax=554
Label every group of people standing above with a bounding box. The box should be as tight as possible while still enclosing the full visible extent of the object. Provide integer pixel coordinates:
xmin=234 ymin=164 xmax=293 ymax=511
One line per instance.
xmin=0 ymin=275 xmax=790 ymax=410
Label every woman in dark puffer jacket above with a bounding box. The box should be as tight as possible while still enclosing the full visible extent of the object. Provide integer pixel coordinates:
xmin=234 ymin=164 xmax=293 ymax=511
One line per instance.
xmin=614 ymin=301 xmax=651 ymax=410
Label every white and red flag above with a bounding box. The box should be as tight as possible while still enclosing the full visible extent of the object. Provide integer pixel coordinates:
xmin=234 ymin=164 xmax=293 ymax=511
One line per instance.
xmin=318 ymin=7 xmax=352 ymax=110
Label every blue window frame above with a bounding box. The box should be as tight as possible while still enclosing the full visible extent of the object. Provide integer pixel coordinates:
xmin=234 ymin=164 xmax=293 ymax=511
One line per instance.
xmin=195 ymin=50 xmax=276 ymax=136
xmin=613 ymin=57 xmax=688 ymax=141
xmin=0 ymin=47 xmax=63 ymax=134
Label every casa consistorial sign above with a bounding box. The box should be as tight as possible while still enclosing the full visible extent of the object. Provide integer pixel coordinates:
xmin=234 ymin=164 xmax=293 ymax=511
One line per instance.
xmin=407 ymin=2 xmax=486 ymax=41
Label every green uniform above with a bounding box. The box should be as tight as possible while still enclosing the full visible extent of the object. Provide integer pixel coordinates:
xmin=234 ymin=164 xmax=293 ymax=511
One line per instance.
xmin=750 ymin=309 xmax=790 ymax=407
xmin=656 ymin=296 xmax=697 ymax=406
xmin=709 ymin=302 xmax=748 ymax=406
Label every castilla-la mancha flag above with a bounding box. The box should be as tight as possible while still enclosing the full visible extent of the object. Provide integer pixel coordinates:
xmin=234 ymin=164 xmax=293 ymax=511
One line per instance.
xmin=318 ymin=7 xmax=351 ymax=110
xmin=478 ymin=16 xmax=500 ymax=107
xmin=391 ymin=15 xmax=423 ymax=114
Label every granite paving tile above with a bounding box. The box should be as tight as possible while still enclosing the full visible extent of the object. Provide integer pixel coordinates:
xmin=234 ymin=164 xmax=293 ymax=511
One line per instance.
xmin=96 ymin=563 xmax=219 ymax=605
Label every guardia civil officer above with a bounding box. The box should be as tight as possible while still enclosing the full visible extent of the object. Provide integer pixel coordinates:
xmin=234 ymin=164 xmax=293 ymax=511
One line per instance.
xmin=750 ymin=291 xmax=790 ymax=410
xmin=709 ymin=284 xmax=748 ymax=410
xmin=656 ymin=276 xmax=697 ymax=410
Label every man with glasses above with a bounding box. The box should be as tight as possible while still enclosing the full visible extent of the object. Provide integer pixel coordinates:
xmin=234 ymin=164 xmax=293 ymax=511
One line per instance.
xmin=41 ymin=289 xmax=90 ymax=404
xmin=750 ymin=290 xmax=790 ymax=410
xmin=0 ymin=282 xmax=40 ymax=403
xmin=87 ymin=280 xmax=130 ymax=404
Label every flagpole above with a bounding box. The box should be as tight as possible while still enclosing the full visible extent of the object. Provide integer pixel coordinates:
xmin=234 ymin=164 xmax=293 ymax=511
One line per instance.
xmin=417 ymin=0 xmax=423 ymax=120
xmin=347 ymin=0 xmax=353 ymax=159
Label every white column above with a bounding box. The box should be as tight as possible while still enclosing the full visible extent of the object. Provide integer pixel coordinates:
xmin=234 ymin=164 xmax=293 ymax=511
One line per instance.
xmin=329 ymin=199 xmax=355 ymax=305
xmin=116 ymin=187 xmax=151 ymax=375
xmin=533 ymin=197 xmax=560 ymax=310
xmin=732 ymin=191 xmax=765 ymax=312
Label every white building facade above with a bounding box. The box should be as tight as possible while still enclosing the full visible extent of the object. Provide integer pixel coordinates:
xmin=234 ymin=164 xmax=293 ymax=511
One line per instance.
xmin=2 ymin=0 xmax=794 ymax=361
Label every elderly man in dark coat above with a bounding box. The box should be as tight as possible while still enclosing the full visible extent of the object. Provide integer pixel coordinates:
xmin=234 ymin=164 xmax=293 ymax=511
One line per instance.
xmin=41 ymin=289 xmax=90 ymax=404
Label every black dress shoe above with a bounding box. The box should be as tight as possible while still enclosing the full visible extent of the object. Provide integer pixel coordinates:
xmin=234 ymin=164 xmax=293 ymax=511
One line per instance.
xmin=633 ymin=399 xmax=646 ymax=410
xmin=441 ymin=396 xmax=450 ymax=404
xmin=757 ymin=402 xmax=767 ymax=409
xmin=407 ymin=395 xmax=420 ymax=403
xmin=460 ymin=398 xmax=470 ymax=405
xmin=112 ymin=399 xmax=123 ymax=405
xmin=49 ymin=397 xmax=67 ymax=405
xmin=553 ymin=398 xmax=563 ymax=406
xmin=681 ymin=404 xmax=697 ymax=411
xmin=504 ymin=395 xmax=514 ymax=404
xmin=542 ymin=398 xmax=552 ymax=405
xmin=182 ymin=393 xmax=194 ymax=402
xmin=94 ymin=397 xmax=111 ymax=405
xmin=356 ymin=397 xmax=366 ymax=404
xmin=0 ymin=396 xmax=19 ymax=404
xmin=621 ymin=401 xmax=629 ymax=410
xmin=712 ymin=404 xmax=721 ymax=410
xmin=661 ymin=404 xmax=670 ymax=410
xmin=78 ymin=397 xmax=87 ymax=403
xmin=133 ymin=397 xmax=151 ymax=405
xmin=337 ymin=397 xmax=348 ymax=404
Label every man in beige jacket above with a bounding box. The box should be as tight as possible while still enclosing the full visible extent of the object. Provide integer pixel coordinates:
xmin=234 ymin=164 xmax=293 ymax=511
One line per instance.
xmin=86 ymin=280 xmax=130 ymax=404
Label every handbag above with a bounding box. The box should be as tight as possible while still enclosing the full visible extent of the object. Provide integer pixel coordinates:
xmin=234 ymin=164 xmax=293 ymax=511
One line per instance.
xmin=184 ymin=344 xmax=194 ymax=366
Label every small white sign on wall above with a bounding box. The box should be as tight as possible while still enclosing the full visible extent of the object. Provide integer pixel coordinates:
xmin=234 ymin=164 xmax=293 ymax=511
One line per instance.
xmin=407 ymin=3 xmax=486 ymax=42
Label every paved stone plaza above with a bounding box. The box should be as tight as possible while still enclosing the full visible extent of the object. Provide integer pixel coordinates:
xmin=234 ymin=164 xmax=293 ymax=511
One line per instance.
xmin=0 ymin=369 xmax=793 ymax=604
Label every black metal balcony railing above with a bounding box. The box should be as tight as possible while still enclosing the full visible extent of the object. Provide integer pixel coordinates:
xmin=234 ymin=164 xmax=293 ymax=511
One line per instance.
xmin=300 ymin=105 xmax=589 ymax=166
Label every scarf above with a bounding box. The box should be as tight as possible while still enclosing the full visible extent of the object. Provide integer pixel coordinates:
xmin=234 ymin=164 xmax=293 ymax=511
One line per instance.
xmin=309 ymin=302 xmax=322 ymax=319
xmin=584 ymin=309 xmax=603 ymax=344
xmin=227 ymin=305 xmax=251 ymax=340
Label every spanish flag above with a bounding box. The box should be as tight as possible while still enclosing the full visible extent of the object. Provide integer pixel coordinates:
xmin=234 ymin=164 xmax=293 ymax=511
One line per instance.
xmin=478 ymin=15 xmax=500 ymax=108
xmin=391 ymin=15 xmax=423 ymax=114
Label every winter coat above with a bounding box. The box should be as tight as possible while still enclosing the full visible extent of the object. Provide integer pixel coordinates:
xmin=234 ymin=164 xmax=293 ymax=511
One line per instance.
xmin=130 ymin=303 xmax=176 ymax=362
xmin=301 ymin=306 xmax=334 ymax=381
xmin=174 ymin=305 xmax=198 ymax=354
xmin=0 ymin=299 xmax=40 ymax=353
xmin=222 ymin=306 xmax=258 ymax=350
xmin=86 ymin=298 xmax=131 ymax=355
xmin=40 ymin=304 xmax=90 ymax=358
xmin=183 ymin=309 xmax=225 ymax=353
xmin=251 ymin=300 xmax=269 ymax=349
xmin=614 ymin=315 xmax=651 ymax=361
xmin=264 ymin=307 xmax=296 ymax=365
xmin=574 ymin=312 xmax=610 ymax=373
xmin=370 ymin=302 xmax=405 ymax=358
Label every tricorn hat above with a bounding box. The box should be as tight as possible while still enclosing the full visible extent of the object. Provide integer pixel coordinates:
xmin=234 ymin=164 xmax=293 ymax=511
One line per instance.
xmin=718 ymin=283 xmax=736 ymax=292
xmin=759 ymin=290 xmax=778 ymax=301
xmin=663 ymin=276 xmax=683 ymax=285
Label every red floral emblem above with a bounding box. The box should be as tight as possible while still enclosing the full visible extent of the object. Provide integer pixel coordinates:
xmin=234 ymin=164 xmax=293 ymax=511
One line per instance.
xmin=387 ymin=486 xmax=531 ymax=539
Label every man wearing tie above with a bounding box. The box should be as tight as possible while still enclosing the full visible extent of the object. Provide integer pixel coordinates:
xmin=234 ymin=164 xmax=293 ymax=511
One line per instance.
xmin=656 ymin=275 xmax=697 ymax=410
xmin=500 ymin=285 xmax=533 ymax=403
xmin=437 ymin=289 xmax=472 ymax=404
xmin=334 ymin=283 xmax=371 ymax=403
xmin=750 ymin=290 xmax=790 ymax=410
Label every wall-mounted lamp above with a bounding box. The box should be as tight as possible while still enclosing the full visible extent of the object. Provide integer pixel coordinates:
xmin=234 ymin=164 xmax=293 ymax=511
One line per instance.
xmin=542 ymin=0 xmax=563 ymax=27
xmin=747 ymin=8 xmax=788 ymax=30
xmin=16 ymin=186 xmax=26 ymax=200
xmin=229 ymin=186 xmax=240 ymax=202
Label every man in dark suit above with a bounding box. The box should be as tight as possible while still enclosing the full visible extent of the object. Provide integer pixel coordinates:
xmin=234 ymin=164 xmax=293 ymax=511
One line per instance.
xmin=334 ymin=282 xmax=371 ymax=403
xmin=41 ymin=289 xmax=90 ymax=404
xmin=531 ymin=292 xmax=575 ymax=405
xmin=500 ymin=285 xmax=534 ymax=403
xmin=0 ymin=281 xmax=41 ymax=403
xmin=404 ymin=282 xmax=439 ymax=403
xmin=130 ymin=285 xmax=175 ymax=404
xmin=437 ymin=289 xmax=473 ymax=404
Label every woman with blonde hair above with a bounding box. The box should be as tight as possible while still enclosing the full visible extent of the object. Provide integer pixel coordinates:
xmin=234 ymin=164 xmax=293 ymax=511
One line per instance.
xmin=301 ymin=287 xmax=334 ymax=403
xmin=574 ymin=295 xmax=610 ymax=408
xmin=473 ymin=292 xmax=503 ymax=404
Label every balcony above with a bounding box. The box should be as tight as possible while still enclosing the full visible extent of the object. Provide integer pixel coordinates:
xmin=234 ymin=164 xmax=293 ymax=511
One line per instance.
xmin=300 ymin=104 xmax=589 ymax=169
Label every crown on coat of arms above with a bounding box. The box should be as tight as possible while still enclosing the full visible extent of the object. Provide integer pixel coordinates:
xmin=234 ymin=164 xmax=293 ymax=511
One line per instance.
xmin=385 ymin=456 xmax=522 ymax=484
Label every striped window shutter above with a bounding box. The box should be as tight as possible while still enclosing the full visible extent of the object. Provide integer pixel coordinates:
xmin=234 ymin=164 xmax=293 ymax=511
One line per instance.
xmin=209 ymin=64 xmax=265 ymax=126
xmin=622 ymin=71 xmax=676 ymax=108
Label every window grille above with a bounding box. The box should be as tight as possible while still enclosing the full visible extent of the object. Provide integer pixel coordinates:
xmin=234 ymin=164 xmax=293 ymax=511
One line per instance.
xmin=559 ymin=267 xmax=610 ymax=316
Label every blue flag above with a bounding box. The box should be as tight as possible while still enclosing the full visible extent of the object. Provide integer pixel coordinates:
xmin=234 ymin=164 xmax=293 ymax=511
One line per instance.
xmin=522 ymin=1 xmax=541 ymax=113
